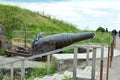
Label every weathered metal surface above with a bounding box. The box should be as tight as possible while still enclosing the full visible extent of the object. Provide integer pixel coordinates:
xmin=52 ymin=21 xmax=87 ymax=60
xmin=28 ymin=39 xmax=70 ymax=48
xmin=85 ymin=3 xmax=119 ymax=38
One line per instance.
xmin=32 ymin=32 xmax=95 ymax=55
xmin=5 ymin=50 xmax=32 ymax=57
xmin=4 ymin=32 xmax=95 ymax=58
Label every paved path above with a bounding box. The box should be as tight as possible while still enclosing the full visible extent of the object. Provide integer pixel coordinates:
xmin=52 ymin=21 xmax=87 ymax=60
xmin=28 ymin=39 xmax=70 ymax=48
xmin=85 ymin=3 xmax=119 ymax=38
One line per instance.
xmin=106 ymin=36 xmax=120 ymax=80
xmin=0 ymin=56 xmax=46 ymax=69
xmin=53 ymin=46 xmax=120 ymax=60
xmin=116 ymin=36 xmax=120 ymax=50
xmin=80 ymin=54 xmax=120 ymax=80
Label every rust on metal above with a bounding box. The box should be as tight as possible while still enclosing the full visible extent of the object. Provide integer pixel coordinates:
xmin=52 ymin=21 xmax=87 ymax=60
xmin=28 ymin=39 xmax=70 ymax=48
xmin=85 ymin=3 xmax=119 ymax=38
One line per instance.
xmin=106 ymin=47 xmax=110 ymax=80
xmin=110 ymin=36 xmax=115 ymax=67
xmin=100 ymin=45 xmax=104 ymax=80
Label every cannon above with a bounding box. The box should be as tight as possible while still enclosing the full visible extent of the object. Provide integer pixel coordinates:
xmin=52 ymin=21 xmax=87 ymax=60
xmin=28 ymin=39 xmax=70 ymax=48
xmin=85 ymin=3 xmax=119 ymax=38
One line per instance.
xmin=31 ymin=32 xmax=95 ymax=55
xmin=4 ymin=32 xmax=95 ymax=60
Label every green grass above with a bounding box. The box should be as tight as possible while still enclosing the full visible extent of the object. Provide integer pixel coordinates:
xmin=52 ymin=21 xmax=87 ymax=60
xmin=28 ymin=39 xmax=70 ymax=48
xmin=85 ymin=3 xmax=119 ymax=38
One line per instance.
xmin=0 ymin=4 xmax=80 ymax=40
xmin=0 ymin=4 xmax=113 ymax=45
xmin=0 ymin=48 xmax=4 ymax=55
xmin=25 ymin=58 xmax=56 ymax=80
xmin=77 ymin=31 xmax=112 ymax=45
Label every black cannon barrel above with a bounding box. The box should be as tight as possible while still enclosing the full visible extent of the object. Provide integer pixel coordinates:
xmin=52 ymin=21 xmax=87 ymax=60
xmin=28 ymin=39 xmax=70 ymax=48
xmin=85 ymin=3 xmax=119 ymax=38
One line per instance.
xmin=34 ymin=32 xmax=95 ymax=49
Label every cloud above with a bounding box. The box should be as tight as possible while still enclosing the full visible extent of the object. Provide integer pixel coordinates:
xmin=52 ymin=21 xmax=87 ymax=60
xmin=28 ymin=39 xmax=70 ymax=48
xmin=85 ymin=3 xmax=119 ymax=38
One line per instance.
xmin=1 ymin=1 xmax=120 ymax=31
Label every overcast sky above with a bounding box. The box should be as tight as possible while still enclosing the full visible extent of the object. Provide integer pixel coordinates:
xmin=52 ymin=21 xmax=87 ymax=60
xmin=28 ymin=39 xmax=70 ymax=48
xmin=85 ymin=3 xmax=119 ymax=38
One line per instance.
xmin=1 ymin=0 xmax=120 ymax=31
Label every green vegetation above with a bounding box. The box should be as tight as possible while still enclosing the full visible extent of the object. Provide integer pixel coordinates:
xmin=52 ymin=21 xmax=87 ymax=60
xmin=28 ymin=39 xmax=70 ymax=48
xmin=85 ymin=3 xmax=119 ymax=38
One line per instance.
xmin=0 ymin=4 xmax=112 ymax=45
xmin=96 ymin=26 xmax=105 ymax=32
xmin=0 ymin=4 xmax=80 ymax=39
xmin=0 ymin=48 xmax=4 ymax=55
xmin=25 ymin=68 xmax=47 ymax=80
xmin=25 ymin=58 xmax=56 ymax=80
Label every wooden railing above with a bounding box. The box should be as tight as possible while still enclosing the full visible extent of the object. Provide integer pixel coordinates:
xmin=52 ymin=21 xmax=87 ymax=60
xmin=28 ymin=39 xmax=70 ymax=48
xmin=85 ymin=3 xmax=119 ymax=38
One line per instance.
xmin=0 ymin=44 xmax=104 ymax=80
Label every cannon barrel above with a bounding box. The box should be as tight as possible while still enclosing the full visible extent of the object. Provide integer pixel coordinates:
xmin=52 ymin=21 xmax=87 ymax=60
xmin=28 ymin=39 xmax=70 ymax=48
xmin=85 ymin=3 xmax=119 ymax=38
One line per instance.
xmin=32 ymin=32 xmax=95 ymax=54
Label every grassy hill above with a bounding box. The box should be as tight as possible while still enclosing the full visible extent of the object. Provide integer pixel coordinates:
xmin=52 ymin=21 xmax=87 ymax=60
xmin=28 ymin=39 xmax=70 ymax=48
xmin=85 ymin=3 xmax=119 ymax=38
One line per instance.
xmin=0 ymin=4 xmax=112 ymax=46
xmin=0 ymin=4 xmax=80 ymax=39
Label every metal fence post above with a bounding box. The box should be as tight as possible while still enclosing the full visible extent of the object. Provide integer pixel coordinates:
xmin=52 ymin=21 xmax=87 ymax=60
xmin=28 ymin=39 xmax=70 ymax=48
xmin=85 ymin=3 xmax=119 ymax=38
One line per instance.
xmin=73 ymin=46 xmax=78 ymax=80
xmin=21 ymin=60 xmax=25 ymax=80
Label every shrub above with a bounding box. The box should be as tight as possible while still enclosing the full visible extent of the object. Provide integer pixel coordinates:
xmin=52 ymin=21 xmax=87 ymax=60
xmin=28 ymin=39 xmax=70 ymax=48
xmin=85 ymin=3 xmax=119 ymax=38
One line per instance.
xmin=96 ymin=27 xmax=105 ymax=32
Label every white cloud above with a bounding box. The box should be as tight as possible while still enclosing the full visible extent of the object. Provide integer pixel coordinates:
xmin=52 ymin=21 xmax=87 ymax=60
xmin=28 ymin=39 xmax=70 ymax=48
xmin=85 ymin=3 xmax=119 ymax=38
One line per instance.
xmin=1 ymin=1 xmax=120 ymax=31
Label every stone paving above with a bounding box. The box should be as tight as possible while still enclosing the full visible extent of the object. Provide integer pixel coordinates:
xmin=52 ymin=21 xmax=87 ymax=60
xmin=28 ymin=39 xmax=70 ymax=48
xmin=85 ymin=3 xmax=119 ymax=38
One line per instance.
xmin=0 ymin=56 xmax=46 ymax=68
xmin=107 ymin=36 xmax=120 ymax=80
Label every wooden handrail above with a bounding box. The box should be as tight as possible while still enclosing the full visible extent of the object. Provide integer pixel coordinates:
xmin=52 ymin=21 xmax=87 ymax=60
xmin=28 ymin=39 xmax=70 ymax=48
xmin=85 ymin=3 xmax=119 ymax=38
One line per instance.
xmin=0 ymin=44 xmax=104 ymax=80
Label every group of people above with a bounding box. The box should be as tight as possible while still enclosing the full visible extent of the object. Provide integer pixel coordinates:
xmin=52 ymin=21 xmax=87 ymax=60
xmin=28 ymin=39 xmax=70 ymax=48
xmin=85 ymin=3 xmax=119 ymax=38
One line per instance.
xmin=106 ymin=28 xmax=120 ymax=37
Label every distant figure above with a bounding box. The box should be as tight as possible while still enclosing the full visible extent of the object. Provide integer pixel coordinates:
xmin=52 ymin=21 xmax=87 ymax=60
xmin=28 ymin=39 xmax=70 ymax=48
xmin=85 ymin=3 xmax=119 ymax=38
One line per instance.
xmin=119 ymin=30 xmax=120 ymax=38
xmin=32 ymin=32 xmax=45 ymax=48
xmin=105 ymin=28 xmax=108 ymax=32
xmin=35 ymin=32 xmax=44 ymax=40
xmin=112 ymin=29 xmax=117 ymax=36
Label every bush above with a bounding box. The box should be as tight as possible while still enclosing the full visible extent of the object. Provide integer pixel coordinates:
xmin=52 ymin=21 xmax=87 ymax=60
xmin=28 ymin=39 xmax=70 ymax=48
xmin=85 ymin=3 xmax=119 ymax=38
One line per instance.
xmin=96 ymin=27 xmax=105 ymax=32
xmin=0 ymin=48 xmax=4 ymax=55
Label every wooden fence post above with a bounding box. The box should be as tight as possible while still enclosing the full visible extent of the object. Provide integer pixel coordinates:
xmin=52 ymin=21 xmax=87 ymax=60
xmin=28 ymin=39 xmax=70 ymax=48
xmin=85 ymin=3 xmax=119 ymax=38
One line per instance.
xmin=73 ymin=46 xmax=78 ymax=80
xmin=21 ymin=60 xmax=25 ymax=80
xmin=110 ymin=37 xmax=114 ymax=67
xmin=10 ymin=62 xmax=14 ymax=80
xmin=47 ymin=54 xmax=50 ymax=75
xmin=106 ymin=47 xmax=110 ymax=80
xmin=86 ymin=47 xmax=90 ymax=66
xmin=100 ymin=45 xmax=104 ymax=80
xmin=91 ymin=47 xmax=96 ymax=80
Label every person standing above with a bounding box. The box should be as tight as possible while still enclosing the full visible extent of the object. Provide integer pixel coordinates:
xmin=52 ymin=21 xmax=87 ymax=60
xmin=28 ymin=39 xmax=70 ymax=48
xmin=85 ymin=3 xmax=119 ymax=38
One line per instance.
xmin=111 ymin=29 xmax=117 ymax=36
xmin=119 ymin=30 xmax=120 ymax=38
xmin=105 ymin=28 xmax=108 ymax=32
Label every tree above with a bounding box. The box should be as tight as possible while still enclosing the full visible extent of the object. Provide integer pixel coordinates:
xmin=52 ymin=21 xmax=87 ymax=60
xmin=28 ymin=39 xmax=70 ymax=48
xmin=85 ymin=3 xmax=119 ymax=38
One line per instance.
xmin=96 ymin=26 xmax=105 ymax=32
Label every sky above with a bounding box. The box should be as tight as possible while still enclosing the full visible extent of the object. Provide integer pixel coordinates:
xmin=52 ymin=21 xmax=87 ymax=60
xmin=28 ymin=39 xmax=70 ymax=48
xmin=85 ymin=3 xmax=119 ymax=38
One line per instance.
xmin=0 ymin=0 xmax=120 ymax=31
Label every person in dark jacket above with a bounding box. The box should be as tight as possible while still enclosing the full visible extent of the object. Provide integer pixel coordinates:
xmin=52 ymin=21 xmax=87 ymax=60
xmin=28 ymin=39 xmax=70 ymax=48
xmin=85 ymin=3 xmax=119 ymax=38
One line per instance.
xmin=119 ymin=30 xmax=120 ymax=37
xmin=112 ymin=29 xmax=117 ymax=36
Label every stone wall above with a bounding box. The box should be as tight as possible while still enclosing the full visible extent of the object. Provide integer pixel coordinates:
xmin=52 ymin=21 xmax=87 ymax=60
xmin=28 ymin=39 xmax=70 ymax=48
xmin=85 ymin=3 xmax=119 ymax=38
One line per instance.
xmin=0 ymin=35 xmax=6 ymax=48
